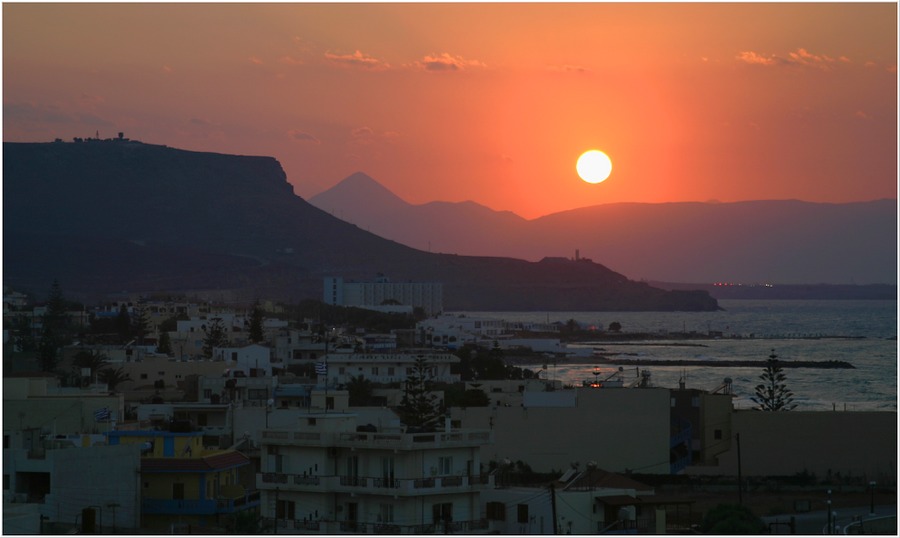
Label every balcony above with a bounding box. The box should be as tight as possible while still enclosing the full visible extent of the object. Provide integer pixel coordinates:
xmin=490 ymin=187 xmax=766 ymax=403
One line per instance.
xmin=257 ymin=472 xmax=493 ymax=495
xmin=261 ymin=428 xmax=491 ymax=451
xmin=142 ymin=490 xmax=260 ymax=515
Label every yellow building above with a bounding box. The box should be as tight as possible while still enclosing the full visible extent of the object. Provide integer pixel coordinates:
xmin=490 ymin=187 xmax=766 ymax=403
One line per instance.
xmin=107 ymin=428 xmax=259 ymax=533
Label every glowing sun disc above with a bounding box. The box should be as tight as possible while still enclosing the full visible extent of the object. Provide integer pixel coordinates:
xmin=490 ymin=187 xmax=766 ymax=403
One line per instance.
xmin=576 ymin=150 xmax=613 ymax=184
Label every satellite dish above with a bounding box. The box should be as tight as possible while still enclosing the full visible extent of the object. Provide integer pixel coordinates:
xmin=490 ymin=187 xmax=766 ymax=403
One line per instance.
xmin=267 ymin=399 xmax=275 ymax=407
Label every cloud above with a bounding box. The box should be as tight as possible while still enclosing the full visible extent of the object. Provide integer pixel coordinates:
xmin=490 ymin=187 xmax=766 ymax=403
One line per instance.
xmin=350 ymin=126 xmax=399 ymax=145
xmin=738 ymin=48 xmax=848 ymax=71
xmin=413 ymin=53 xmax=486 ymax=72
xmin=249 ymin=56 xmax=264 ymax=65
xmin=324 ymin=50 xmax=389 ymax=70
xmin=548 ymin=64 xmax=591 ymax=73
xmin=288 ymin=129 xmax=320 ymax=143
xmin=737 ymin=51 xmax=778 ymax=66
xmin=855 ymin=110 xmax=872 ymax=120
xmin=279 ymin=55 xmax=303 ymax=66
xmin=162 ymin=65 xmax=173 ymax=74
xmin=4 ymin=102 xmax=113 ymax=127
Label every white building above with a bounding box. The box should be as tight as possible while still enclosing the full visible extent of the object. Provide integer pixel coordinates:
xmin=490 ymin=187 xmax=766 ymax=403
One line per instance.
xmin=324 ymin=276 xmax=443 ymax=316
xmin=417 ymin=315 xmax=507 ymax=349
xmin=319 ymin=351 xmax=460 ymax=386
xmin=256 ymin=407 xmax=493 ymax=534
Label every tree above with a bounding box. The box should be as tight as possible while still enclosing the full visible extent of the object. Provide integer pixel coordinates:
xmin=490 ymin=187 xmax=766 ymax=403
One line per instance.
xmin=38 ymin=280 xmax=69 ymax=371
xmin=346 ymin=374 xmax=375 ymax=406
xmin=752 ymin=349 xmax=797 ymax=411
xmin=700 ymin=504 xmax=765 ymax=534
xmin=115 ymin=305 xmax=132 ymax=342
xmin=248 ymin=302 xmax=265 ymax=343
xmin=131 ymin=303 xmax=150 ymax=345
xmin=608 ymin=321 xmax=622 ymax=332
xmin=99 ymin=367 xmax=133 ymax=392
xmin=157 ymin=331 xmax=173 ymax=356
xmin=396 ymin=356 xmax=442 ymax=431
xmin=202 ymin=317 xmax=228 ymax=358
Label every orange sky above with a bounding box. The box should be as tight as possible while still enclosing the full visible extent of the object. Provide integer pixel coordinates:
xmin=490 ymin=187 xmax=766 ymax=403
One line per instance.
xmin=3 ymin=3 xmax=897 ymax=218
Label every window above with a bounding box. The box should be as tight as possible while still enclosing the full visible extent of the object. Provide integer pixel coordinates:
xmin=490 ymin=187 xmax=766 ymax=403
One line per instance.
xmin=432 ymin=503 xmax=453 ymax=524
xmin=714 ymin=429 xmax=723 ymax=440
xmin=338 ymin=367 xmax=345 ymax=374
xmin=140 ymin=373 xmax=148 ymax=380
xmin=486 ymin=502 xmax=506 ymax=521
xmin=692 ymin=396 xmax=700 ymax=407
xmin=326 ymin=397 xmax=334 ymax=410
xmin=197 ymin=414 xmax=208 ymax=426
xmin=438 ymin=456 xmax=452 ymax=475
xmin=371 ymin=367 xmax=379 ymax=375
xmin=517 ymin=504 xmax=529 ymax=524
xmin=276 ymin=499 xmax=295 ymax=520
xmin=387 ymin=367 xmax=395 ymax=376
xmin=158 ymin=371 xmax=165 ymax=376
xmin=203 ymin=389 xmax=212 ymax=399
xmin=248 ymin=388 xmax=267 ymax=401
xmin=3 ymin=435 xmax=8 ymax=449
xmin=3 ymin=474 xmax=9 ymax=490
xmin=307 ymin=418 xmax=317 ymax=426
xmin=379 ymin=503 xmax=394 ymax=523
xmin=173 ymin=483 xmax=185 ymax=500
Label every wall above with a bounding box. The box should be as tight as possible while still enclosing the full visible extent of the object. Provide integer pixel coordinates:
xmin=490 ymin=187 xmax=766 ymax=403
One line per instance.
xmin=687 ymin=410 xmax=897 ymax=480
xmin=452 ymin=387 xmax=671 ymax=474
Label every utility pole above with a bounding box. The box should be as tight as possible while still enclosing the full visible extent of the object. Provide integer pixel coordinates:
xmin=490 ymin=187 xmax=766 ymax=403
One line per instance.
xmin=736 ymin=433 xmax=743 ymax=505
xmin=549 ymin=483 xmax=558 ymax=534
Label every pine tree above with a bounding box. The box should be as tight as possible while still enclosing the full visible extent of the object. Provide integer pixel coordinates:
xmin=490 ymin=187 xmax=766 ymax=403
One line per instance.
xmin=752 ymin=350 xmax=797 ymax=411
xmin=248 ymin=302 xmax=265 ymax=343
xmin=397 ymin=356 xmax=442 ymax=431
xmin=157 ymin=331 xmax=173 ymax=356
xmin=202 ymin=317 xmax=228 ymax=358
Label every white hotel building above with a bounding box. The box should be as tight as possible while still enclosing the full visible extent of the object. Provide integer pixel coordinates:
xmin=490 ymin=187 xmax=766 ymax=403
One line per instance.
xmin=324 ymin=276 xmax=443 ymax=316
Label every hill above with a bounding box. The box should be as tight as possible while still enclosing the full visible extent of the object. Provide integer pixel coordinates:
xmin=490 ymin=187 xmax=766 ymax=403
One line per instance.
xmin=2 ymin=140 xmax=718 ymax=311
xmin=311 ymin=176 xmax=897 ymax=286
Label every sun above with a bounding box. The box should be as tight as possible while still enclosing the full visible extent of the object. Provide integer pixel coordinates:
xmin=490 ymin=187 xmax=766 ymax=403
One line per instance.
xmin=576 ymin=150 xmax=613 ymax=184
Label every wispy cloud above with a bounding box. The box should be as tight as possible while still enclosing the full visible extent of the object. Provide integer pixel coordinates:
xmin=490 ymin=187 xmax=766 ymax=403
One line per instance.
xmin=324 ymin=50 xmax=389 ymax=70
xmin=549 ymin=64 xmax=591 ymax=74
xmin=248 ymin=56 xmax=264 ymax=65
xmin=737 ymin=48 xmax=849 ymax=71
xmin=288 ymin=129 xmax=320 ymax=143
xmin=413 ymin=53 xmax=486 ymax=72
xmin=279 ymin=55 xmax=304 ymax=66
xmin=4 ymin=102 xmax=113 ymax=127
xmin=350 ymin=126 xmax=398 ymax=145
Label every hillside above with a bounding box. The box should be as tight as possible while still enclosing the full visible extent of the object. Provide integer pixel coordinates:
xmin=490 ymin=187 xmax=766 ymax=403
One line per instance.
xmin=311 ymin=176 xmax=897 ymax=286
xmin=2 ymin=140 xmax=718 ymax=311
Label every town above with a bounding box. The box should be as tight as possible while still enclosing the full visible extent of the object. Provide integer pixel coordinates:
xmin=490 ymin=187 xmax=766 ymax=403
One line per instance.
xmin=3 ymin=277 xmax=895 ymax=534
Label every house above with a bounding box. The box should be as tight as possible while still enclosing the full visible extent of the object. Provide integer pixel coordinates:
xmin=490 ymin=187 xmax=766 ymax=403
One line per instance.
xmin=255 ymin=397 xmax=493 ymax=533
xmin=107 ymin=428 xmax=260 ymax=533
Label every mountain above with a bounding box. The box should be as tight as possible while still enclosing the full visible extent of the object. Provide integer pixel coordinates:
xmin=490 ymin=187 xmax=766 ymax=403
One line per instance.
xmin=311 ymin=172 xmax=526 ymax=252
xmin=311 ymin=176 xmax=897 ymax=286
xmin=2 ymin=140 xmax=718 ymax=311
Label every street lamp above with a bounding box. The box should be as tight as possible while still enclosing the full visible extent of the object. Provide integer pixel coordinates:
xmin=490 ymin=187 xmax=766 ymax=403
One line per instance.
xmin=869 ymin=481 xmax=876 ymax=515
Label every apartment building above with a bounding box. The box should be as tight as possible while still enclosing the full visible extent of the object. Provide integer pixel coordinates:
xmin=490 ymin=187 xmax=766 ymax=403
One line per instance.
xmin=256 ymin=408 xmax=494 ymax=534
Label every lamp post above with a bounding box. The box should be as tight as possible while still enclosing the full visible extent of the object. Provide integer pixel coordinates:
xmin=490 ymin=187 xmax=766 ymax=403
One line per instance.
xmin=869 ymin=481 xmax=876 ymax=515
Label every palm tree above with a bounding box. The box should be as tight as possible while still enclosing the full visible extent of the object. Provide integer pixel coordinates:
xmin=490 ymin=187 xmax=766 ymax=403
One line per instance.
xmin=72 ymin=349 xmax=110 ymax=379
xmin=98 ymin=367 xmax=133 ymax=392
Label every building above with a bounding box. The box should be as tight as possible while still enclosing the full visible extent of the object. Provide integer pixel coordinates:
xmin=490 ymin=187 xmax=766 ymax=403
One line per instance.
xmin=451 ymin=386 xmax=673 ymax=475
xmin=4 ymin=432 xmax=142 ymax=533
xmin=417 ymin=314 xmax=506 ymax=349
xmin=255 ymin=408 xmax=494 ymax=534
xmin=318 ymin=350 xmax=460 ymax=386
xmin=324 ymin=275 xmax=443 ymax=316
xmin=107 ymin=428 xmax=260 ymax=533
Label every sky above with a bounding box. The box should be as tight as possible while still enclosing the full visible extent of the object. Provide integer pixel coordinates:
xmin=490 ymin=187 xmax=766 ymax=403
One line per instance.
xmin=3 ymin=3 xmax=897 ymax=219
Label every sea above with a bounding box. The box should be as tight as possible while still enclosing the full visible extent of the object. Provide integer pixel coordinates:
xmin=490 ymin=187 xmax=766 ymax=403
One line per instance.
xmin=450 ymin=299 xmax=898 ymax=412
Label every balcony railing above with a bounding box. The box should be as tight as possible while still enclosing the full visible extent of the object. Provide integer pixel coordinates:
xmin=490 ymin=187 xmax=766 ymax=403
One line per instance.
xmin=261 ymin=428 xmax=491 ymax=450
xmin=142 ymin=490 xmax=260 ymax=515
xmin=257 ymin=472 xmax=493 ymax=494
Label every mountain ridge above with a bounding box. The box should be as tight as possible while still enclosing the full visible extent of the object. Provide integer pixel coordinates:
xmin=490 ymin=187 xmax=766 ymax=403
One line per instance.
xmin=310 ymin=174 xmax=897 ymax=285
